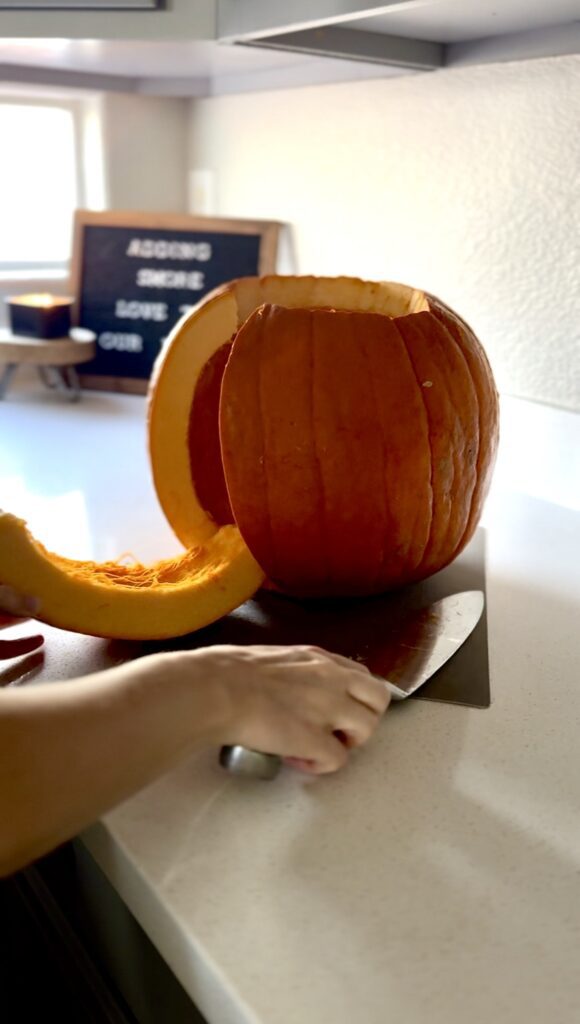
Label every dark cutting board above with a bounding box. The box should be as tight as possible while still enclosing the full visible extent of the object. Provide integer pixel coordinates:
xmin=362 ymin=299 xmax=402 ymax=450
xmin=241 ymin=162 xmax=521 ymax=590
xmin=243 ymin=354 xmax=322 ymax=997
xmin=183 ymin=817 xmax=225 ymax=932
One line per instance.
xmin=184 ymin=528 xmax=490 ymax=709
xmin=2 ymin=530 xmax=490 ymax=709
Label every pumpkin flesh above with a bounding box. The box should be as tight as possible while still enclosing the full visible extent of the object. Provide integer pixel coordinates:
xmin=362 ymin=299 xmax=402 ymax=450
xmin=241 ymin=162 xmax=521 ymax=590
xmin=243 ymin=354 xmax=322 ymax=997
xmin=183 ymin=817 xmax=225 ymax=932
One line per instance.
xmin=148 ymin=288 xmax=239 ymax=547
xmin=187 ymin=341 xmax=234 ymax=527
xmin=0 ymin=512 xmax=263 ymax=639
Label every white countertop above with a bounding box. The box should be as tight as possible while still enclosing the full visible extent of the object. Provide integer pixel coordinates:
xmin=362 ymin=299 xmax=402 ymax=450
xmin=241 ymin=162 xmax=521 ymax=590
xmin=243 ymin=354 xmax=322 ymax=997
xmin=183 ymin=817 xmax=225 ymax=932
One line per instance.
xmin=1 ymin=388 xmax=579 ymax=1024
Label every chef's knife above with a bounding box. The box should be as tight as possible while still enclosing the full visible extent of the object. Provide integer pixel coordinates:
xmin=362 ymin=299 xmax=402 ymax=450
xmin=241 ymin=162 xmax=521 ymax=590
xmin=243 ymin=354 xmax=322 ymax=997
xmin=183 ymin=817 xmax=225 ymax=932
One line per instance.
xmin=219 ymin=590 xmax=484 ymax=780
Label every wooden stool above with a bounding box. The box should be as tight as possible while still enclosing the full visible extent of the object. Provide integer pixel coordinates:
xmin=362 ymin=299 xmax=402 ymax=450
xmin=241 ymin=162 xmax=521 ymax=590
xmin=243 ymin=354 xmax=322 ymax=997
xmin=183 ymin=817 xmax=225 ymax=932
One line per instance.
xmin=0 ymin=328 xmax=96 ymax=401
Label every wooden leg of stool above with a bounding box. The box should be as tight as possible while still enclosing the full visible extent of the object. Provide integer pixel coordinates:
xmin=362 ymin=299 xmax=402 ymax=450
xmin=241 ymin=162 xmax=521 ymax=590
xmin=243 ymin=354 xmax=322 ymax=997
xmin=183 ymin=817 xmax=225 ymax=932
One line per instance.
xmin=48 ymin=367 xmax=72 ymax=398
xmin=63 ymin=366 xmax=81 ymax=402
xmin=47 ymin=366 xmax=82 ymax=402
xmin=38 ymin=365 xmax=56 ymax=389
xmin=0 ymin=363 xmax=18 ymax=399
xmin=38 ymin=365 xmax=81 ymax=401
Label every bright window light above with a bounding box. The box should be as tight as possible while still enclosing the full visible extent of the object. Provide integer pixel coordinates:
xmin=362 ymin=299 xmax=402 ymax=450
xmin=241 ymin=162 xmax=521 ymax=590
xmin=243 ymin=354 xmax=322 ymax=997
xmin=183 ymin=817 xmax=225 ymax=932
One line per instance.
xmin=0 ymin=104 xmax=78 ymax=268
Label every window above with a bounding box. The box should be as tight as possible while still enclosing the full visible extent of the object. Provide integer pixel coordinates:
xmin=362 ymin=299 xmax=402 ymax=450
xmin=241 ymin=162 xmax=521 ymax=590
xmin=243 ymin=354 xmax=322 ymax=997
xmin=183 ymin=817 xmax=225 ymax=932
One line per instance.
xmin=0 ymin=101 xmax=80 ymax=272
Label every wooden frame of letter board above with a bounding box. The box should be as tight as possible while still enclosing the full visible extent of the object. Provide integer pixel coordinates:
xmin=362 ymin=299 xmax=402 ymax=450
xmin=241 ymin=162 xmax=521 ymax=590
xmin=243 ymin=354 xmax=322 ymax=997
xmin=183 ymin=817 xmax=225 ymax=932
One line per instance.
xmin=69 ymin=209 xmax=282 ymax=395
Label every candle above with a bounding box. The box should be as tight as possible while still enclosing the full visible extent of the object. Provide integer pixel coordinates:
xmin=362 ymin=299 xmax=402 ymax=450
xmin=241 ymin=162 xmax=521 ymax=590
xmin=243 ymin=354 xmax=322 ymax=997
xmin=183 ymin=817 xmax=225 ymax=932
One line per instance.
xmin=7 ymin=293 xmax=74 ymax=340
xmin=12 ymin=293 xmax=70 ymax=308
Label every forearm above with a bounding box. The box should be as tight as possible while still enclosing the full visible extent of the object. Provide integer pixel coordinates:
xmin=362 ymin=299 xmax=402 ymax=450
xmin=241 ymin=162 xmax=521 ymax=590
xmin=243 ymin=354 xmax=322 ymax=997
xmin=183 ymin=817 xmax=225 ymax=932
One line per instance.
xmin=0 ymin=653 xmax=225 ymax=877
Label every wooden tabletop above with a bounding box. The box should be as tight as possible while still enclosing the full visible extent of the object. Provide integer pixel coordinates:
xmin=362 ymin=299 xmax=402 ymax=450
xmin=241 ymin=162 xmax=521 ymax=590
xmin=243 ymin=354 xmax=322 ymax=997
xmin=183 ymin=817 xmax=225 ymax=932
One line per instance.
xmin=0 ymin=328 xmax=96 ymax=366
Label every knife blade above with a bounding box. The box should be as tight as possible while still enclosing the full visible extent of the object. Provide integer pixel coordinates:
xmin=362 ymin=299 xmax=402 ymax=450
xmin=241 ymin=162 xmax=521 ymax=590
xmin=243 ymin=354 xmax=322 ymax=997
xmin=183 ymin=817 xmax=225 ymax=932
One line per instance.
xmin=219 ymin=590 xmax=485 ymax=780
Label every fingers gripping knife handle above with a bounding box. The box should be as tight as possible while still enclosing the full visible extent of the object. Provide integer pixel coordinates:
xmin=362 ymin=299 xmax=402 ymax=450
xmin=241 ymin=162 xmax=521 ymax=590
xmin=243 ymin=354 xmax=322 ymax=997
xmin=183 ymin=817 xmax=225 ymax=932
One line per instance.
xmin=218 ymin=682 xmax=406 ymax=780
xmin=218 ymin=590 xmax=486 ymax=778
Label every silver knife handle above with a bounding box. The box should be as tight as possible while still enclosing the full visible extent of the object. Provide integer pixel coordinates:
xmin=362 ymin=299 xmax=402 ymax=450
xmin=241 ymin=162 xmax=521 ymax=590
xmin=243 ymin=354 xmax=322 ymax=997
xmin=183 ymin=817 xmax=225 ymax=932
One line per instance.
xmin=219 ymin=745 xmax=282 ymax=780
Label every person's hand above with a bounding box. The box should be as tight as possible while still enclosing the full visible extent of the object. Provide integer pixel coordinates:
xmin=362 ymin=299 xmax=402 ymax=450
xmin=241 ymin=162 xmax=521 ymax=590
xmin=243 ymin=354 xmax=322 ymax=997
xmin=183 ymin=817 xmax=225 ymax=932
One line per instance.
xmin=0 ymin=585 xmax=44 ymax=661
xmin=192 ymin=644 xmax=391 ymax=774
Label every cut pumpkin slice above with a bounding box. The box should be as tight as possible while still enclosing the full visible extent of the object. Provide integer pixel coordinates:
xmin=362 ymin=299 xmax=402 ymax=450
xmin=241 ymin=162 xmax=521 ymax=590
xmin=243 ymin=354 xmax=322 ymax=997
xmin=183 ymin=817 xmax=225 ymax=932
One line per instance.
xmin=0 ymin=512 xmax=264 ymax=640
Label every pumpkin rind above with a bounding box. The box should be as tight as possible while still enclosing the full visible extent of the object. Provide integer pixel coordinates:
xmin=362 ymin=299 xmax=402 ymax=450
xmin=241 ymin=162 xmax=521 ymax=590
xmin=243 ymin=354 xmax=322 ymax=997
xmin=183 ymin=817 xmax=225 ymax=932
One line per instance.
xmin=187 ymin=341 xmax=234 ymax=527
xmin=148 ymin=288 xmax=239 ymax=547
xmin=219 ymin=303 xmax=490 ymax=595
xmin=0 ymin=512 xmax=264 ymax=639
xmin=427 ymin=293 xmax=499 ymax=557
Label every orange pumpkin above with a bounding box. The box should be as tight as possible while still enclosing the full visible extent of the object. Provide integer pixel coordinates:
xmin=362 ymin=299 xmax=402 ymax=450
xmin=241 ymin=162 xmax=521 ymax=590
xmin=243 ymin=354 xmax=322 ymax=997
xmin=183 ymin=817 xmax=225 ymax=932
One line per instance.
xmin=149 ymin=275 xmax=498 ymax=598
xmin=0 ymin=274 xmax=498 ymax=640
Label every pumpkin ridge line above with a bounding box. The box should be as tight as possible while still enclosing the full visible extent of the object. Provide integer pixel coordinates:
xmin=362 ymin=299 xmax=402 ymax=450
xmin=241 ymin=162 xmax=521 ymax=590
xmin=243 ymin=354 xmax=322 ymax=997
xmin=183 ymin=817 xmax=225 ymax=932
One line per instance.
xmin=413 ymin=312 xmax=462 ymax=564
xmin=391 ymin=317 xmax=433 ymax=572
xmin=427 ymin=296 xmax=493 ymax=561
xmin=360 ymin=329 xmax=387 ymax=591
xmin=424 ymin=312 xmax=479 ymax=563
xmin=257 ymin=309 xmax=276 ymax=576
xmin=310 ymin=310 xmax=331 ymax=588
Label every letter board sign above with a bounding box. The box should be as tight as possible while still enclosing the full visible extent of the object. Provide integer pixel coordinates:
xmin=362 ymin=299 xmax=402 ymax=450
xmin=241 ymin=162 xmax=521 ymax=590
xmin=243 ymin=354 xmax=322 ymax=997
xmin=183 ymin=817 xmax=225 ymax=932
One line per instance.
xmin=70 ymin=209 xmax=281 ymax=393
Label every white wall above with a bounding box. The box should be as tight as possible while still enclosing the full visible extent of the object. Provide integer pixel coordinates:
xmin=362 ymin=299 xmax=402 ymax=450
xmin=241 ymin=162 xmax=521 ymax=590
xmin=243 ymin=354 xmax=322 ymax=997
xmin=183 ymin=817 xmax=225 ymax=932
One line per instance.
xmin=189 ymin=55 xmax=580 ymax=412
xmin=101 ymin=92 xmax=189 ymax=211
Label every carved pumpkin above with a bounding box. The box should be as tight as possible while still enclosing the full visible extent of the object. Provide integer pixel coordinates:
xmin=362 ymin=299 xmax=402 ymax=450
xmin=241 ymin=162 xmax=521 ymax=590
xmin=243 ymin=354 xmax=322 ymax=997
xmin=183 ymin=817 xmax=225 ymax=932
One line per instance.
xmin=0 ymin=275 xmax=498 ymax=639
xmin=149 ymin=275 xmax=498 ymax=598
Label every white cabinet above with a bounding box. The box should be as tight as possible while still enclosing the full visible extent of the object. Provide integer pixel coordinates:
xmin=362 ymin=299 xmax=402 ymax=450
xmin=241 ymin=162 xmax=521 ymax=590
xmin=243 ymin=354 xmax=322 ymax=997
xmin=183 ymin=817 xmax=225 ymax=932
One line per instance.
xmin=0 ymin=0 xmax=578 ymax=94
xmin=0 ymin=0 xmax=216 ymax=40
xmin=217 ymin=0 xmax=580 ymax=69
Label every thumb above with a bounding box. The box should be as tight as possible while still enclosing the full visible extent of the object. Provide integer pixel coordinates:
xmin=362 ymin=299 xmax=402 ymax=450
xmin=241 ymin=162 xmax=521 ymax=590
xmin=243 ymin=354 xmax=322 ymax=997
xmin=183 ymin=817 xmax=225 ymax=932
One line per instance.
xmin=0 ymin=586 xmax=40 ymax=619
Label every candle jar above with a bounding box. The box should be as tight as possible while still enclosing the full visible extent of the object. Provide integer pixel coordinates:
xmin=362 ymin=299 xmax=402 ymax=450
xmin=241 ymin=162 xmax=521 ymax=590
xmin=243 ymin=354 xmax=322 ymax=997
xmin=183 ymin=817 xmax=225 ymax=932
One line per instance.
xmin=7 ymin=293 xmax=73 ymax=340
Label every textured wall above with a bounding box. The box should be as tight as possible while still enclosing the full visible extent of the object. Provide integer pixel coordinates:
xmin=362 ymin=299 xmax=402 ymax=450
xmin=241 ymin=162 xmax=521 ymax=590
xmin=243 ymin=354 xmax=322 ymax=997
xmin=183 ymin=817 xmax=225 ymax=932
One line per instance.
xmin=190 ymin=55 xmax=580 ymax=411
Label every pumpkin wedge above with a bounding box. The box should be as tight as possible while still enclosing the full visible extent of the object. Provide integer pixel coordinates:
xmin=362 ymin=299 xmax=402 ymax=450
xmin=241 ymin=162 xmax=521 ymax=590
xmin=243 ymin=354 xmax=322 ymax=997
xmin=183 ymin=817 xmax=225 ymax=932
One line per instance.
xmin=148 ymin=275 xmax=498 ymax=597
xmin=0 ymin=512 xmax=264 ymax=639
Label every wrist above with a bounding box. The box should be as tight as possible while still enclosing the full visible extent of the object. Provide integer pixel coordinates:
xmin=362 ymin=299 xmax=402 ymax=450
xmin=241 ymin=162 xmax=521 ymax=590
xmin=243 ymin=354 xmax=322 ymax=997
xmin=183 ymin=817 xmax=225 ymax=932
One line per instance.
xmin=156 ymin=648 xmax=238 ymax=751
